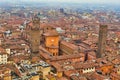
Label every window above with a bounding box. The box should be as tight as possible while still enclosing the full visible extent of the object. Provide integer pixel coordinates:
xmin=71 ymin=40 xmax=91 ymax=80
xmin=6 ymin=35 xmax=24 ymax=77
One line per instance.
xmin=51 ymin=44 xmax=54 ymax=46
xmin=53 ymin=53 xmax=56 ymax=56
xmin=35 ymin=40 xmax=38 ymax=43
xmin=52 ymin=53 xmax=54 ymax=56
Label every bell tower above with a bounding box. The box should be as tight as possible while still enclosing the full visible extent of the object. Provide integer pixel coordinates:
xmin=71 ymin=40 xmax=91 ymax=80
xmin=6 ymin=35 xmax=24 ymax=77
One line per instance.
xmin=30 ymin=15 xmax=40 ymax=53
xmin=97 ymin=24 xmax=108 ymax=58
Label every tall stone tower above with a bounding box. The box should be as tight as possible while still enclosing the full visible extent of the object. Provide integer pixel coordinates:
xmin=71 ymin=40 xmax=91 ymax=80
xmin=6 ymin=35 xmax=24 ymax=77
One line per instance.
xmin=97 ymin=25 xmax=108 ymax=58
xmin=30 ymin=15 xmax=40 ymax=53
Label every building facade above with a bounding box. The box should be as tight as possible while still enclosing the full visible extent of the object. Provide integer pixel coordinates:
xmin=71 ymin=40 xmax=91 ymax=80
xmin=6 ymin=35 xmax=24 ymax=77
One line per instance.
xmin=44 ymin=30 xmax=59 ymax=56
xmin=0 ymin=53 xmax=8 ymax=64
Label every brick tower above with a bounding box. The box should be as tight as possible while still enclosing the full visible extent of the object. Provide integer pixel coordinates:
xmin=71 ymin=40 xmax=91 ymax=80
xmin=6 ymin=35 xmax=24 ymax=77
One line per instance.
xmin=30 ymin=15 xmax=40 ymax=53
xmin=97 ymin=24 xmax=108 ymax=58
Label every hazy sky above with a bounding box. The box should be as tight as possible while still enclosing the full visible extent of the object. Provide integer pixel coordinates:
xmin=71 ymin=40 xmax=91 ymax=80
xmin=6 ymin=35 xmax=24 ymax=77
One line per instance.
xmin=1 ymin=0 xmax=120 ymax=4
xmin=24 ymin=0 xmax=120 ymax=3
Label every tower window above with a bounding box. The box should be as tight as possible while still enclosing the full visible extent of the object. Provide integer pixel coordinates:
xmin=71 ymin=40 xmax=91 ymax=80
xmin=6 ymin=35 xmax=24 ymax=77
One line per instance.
xmin=34 ymin=40 xmax=39 ymax=43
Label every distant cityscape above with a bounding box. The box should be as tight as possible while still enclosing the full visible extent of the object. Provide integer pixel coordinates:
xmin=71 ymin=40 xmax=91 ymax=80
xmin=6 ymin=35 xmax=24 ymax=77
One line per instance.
xmin=0 ymin=1 xmax=120 ymax=80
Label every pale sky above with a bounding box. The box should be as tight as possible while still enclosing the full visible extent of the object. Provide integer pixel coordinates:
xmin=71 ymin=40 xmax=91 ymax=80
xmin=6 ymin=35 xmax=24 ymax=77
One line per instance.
xmin=24 ymin=0 xmax=120 ymax=3
xmin=1 ymin=0 xmax=120 ymax=4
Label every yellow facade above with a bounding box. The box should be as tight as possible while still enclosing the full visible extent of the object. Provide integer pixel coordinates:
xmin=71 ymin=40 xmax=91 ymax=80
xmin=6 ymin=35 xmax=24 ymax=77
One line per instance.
xmin=45 ymin=36 xmax=59 ymax=47
xmin=45 ymin=36 xmax=59 ymax=56
xmin=46 ymin=75 xmax=56 ymax=80
xmin=50 ymin=77 xmax=56 ymax=80
xmin=57 ymin=72 xmax=63 ymax=78
xmin=0 ymin=69 xmax=12 ymax=80
xmin=38 ymin=66 xmax=51 ymax=80
xmin=30 ymin=75 xmax=39 ymax=80
xmin=4 ymin=76 xmax=12 ymax=80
